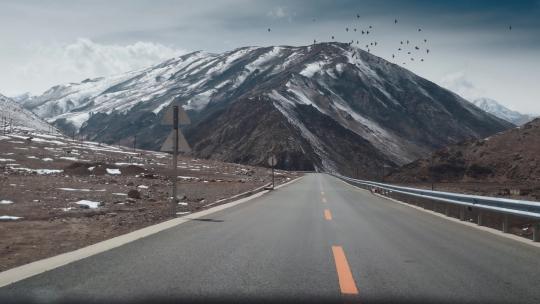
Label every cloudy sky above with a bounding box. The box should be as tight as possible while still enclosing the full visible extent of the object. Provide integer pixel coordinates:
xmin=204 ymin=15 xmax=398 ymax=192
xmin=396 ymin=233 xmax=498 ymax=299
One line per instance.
xmin=1 ymin=0 xmax=539 ymax=113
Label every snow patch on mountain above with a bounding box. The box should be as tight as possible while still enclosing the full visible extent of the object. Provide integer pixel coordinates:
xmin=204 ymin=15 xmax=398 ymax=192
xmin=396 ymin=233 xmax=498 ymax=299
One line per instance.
xmin=0 ymin=94 xmax=54 ymax=132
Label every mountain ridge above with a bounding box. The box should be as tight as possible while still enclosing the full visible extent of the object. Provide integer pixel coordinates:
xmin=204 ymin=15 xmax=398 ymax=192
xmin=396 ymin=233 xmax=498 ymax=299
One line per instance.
xmin=472 ymin=97 xmax=534 ymax=126
xmin=15 ymin=42 xmax=512 ymax=176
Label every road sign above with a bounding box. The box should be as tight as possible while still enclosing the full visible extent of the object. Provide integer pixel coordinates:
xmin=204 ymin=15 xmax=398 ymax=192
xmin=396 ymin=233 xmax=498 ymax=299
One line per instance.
xmin=160 ymin=129 xmax=191 ymax=153
xmin=268 ymin=155 xmax=277 ymax=167
xmin=160 ymin=105 xmax=192 ymax=211
xmin=162 ymin=104 xmax=191 ymax=126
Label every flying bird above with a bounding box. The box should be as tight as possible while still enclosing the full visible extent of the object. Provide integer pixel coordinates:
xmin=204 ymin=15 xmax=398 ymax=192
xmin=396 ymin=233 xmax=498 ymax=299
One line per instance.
xmin=357 ymin=14 xmax=360 ymax=19
xmin=509 ymin=25 xmax=512 ymax=30
xmin=366 ymin=30 xmax=370 ymax=34
xmin=426 ymin=49 xmax=430 ymax=53
xmin=398 ymin=48 xmax=402 ymax=51
xmin=424 ymin=39 xmax=427 ymax=43
xmin=421 ymin=58 xmax=424 ymax=62
xmin=418 ymin=28 xmax=422 ymax=32
xmin=361 ymin=30 xmax=365 ymax=34
xmin=369 ymin=25 xmax=373 ymax=29
xmin=415 ymin=46 xmax=419 ymax=50
xmin=400 ymin=41 xmax=403 ymax=44
xmin=354 ymin=28 xmax=357 ymax=32
xmin=406 ymin=40 xmax=409 ymax=44
xmin=346 ymin=27 xmax=349 ymax=32
xmin=392 ymin=54 xmax=395 ymax=58
xmin=331 ymin=36 xmax=335 ymax=40
xmin=267 ymin=28 xmax=271 ymax=32
xmin=395 ymin=19 xmax=398 ymax=24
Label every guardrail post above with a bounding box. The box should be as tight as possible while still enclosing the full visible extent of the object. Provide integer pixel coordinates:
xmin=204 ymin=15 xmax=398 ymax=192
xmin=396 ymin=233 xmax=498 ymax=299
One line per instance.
xmin=459 ymin=206 xmax=465 ymax=221
xmin=445 ymin=204 xmax=450 ymax=216
xmin=477 ymin=210 xmax=483 ymax=226
xmin=533 ymin=223 xmax=540 ymax=242
xmin=502 ymin=215 xmax=510 ymax=233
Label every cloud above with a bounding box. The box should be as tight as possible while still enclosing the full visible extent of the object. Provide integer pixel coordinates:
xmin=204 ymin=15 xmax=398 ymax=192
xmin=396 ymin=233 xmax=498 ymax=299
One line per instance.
xmin=267 ymin=6 xmax=295 ymax=22
xmin=439 ymin=72 xmax=485 ymax=100
xmin=12 ymin=38 xmax=185 ymax=95
xmin=267 ymin=6 xmax=286 ymax=18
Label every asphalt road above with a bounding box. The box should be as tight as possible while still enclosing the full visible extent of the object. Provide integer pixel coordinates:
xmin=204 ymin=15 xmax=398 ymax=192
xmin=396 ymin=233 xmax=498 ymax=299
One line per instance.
xmin=1 ymin=173 xmax=540 ymax=303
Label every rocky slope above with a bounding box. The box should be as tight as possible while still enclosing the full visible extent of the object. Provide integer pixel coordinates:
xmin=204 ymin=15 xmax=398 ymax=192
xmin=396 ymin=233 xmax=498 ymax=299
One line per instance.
xmin=472 ymin=97 xmax=534 ymax=126
xmin=16 ymin=43 xmax=512 ymax=176
xmin=387 ymin=118 xmax=540 ymax=183
xmin=0 ymin=94 xmax=54 ymax=132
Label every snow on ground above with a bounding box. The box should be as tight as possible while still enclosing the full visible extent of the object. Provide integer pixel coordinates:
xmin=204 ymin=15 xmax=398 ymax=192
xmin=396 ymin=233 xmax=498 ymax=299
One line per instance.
xmin=58 ymin=188 xmax=106 ymax=192
xmin=137 ymin=185 xmax=149 ymax=189
xmin=106 ymin=168 xmax=121 ymax=175
xmin=0 ymin=215 xmax=22 ymax=220
xmin=178 ymin=176 xmax=199 ymax=180
xmin=74 ymin=200 xmax=102 ymax=209
xmin=115 ymin=162 xmax=145 ymax=166
xmin=0 ymin=200 xmax=14 ymax=204
xmin=0 ymin=158 xmax=16 ymax=162
xmin=59 ymin=157 xmax=80 ymax=161
xmin=8 ymin=167 xmax=63 ymax=175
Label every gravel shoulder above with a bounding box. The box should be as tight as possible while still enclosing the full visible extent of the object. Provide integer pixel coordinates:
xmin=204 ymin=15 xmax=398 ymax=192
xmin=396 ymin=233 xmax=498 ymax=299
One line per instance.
xmin=0 ymin=131 xmax=300 ymax=272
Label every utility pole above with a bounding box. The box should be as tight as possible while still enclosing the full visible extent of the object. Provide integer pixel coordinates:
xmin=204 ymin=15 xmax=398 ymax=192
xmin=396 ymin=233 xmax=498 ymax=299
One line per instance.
xmin=172 ymin=106 xmax=179 ymax=205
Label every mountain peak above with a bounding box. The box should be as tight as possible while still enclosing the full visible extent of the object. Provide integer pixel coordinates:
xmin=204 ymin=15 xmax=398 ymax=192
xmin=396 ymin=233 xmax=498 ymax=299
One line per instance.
xmin=472 ymin=97 xmax=534 ymax=126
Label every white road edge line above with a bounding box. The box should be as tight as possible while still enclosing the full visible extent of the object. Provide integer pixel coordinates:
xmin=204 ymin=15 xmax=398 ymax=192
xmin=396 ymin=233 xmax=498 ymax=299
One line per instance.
xmin=335 ymin=176 xmax=540 ymax=249
xmin=0 ymin=175 xmax=304 ymax=288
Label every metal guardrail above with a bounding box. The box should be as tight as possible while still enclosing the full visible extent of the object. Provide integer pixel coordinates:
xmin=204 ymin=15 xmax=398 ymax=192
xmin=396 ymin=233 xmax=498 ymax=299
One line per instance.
xmin=333 ymin=174 xmax=540 ymax=242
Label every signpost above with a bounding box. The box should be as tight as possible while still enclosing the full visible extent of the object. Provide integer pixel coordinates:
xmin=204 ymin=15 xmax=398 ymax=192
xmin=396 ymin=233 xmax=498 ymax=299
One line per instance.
xmin=161 ymin=104 xmax=191 ymax=212
xmin=268 ymin=155 xmax=277 ymax=189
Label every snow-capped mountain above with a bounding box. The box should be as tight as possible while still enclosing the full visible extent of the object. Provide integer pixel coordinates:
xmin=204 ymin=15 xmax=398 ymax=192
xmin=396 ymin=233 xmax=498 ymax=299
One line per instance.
xmin=17 ymin=43 xmax=512 ymax=176
xmin=0 ymin=94 xmax=54 ymax=132
xmin=472 ymin=98 xmax=534 ymax=126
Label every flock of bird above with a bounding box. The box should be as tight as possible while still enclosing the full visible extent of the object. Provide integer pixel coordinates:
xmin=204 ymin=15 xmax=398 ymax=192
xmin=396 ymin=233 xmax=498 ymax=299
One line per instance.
xmin=267 ymin=15 xmax=513 ymax=68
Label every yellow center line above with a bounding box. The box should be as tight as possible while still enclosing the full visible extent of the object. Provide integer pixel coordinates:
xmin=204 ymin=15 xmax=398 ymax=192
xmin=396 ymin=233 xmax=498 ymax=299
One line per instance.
xmin=332 ymin=246 xmax=359 ymax=295
xmin=324 ymin=209 xmax=332 ymax=220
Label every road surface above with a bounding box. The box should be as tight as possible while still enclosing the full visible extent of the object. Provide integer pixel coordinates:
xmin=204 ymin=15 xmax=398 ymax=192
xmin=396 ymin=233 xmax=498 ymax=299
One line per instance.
xmin=1 ymin=173 xmax=540 ymax=303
